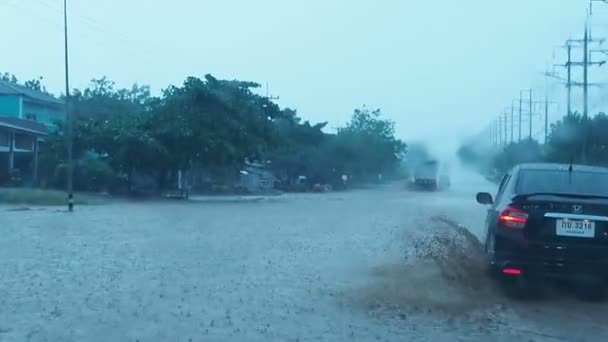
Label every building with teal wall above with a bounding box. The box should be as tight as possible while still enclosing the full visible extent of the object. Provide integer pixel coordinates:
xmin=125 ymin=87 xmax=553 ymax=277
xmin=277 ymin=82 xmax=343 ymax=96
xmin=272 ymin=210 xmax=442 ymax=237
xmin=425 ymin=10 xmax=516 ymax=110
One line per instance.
xmin=0 ymin=79 xmax=65 ymax=131
xmin=0 ymin=80 xmax=60 ymax=185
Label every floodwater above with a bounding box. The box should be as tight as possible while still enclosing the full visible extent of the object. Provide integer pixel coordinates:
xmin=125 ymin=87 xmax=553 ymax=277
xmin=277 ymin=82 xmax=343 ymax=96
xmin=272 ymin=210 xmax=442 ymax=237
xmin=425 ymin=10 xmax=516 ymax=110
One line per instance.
xmin=1 ymin=173 xmax=607 ymax=341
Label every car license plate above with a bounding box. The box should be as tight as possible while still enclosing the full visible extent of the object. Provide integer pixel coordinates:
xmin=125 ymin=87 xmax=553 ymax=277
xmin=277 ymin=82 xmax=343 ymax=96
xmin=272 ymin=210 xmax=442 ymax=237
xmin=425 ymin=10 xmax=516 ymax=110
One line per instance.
xmin=556 ymin=219 xmax=595 ymax=238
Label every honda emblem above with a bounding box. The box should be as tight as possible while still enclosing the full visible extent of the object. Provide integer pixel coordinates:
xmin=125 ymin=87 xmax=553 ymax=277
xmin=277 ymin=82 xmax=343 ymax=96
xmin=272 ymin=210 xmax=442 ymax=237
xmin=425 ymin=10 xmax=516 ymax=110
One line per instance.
xmin=572 ymin=205 xmax=583 ymax=214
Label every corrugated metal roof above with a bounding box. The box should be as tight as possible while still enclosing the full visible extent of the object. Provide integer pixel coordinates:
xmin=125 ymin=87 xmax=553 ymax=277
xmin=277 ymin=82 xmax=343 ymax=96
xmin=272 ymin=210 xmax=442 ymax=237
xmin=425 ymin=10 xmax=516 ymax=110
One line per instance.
xmin=0 ymin=116 xmax=48 ymax=135
xmin=0 ymin=79 xmax=64 ymax=105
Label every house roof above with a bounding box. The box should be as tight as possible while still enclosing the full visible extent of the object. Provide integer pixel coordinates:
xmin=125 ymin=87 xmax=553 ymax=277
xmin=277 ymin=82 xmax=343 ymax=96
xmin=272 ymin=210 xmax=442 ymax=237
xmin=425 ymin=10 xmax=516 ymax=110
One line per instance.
xmin=0 ymin=116 xmax=48 ymax=136
xmin=0 ymin=79 xmax=64 ymax=105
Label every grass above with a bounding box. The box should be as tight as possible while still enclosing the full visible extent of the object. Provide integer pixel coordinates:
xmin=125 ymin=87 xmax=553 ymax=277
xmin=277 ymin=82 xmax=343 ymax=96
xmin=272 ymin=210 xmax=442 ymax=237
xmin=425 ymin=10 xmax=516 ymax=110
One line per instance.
xmin=0 ymin=188 xmax=108 ymax=206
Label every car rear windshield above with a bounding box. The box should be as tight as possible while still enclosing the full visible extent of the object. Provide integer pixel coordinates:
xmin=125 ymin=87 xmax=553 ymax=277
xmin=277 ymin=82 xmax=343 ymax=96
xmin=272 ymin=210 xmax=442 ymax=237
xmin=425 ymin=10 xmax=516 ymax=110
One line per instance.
xmin=516 ymin=169 xmax=608 ymax=196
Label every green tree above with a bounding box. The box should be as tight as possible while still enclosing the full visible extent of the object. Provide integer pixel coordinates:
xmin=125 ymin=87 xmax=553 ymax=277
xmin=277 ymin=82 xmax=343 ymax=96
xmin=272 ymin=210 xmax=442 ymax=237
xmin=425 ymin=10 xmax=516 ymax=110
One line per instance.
xmin=32 ymin=73 xmax=408 ymax=194
xmin=0 ymin=72 xmax=18 ymax=84
xmin=39 ymin=77 xmax=164 ymax=191
xmin=337 ymin=108 xmax=406 ymax=176
xmin=23 ymin=77 xmax=47 ymax=93
xmin=493 ymin=139 xmax=544 ymax=173
xmin=269 ymin=107 xmax=406 ymax=186
xmin=270 ymin=108 xmax=328 ymax=182
xmin=459 ymin=111 xmax=608 ymax=176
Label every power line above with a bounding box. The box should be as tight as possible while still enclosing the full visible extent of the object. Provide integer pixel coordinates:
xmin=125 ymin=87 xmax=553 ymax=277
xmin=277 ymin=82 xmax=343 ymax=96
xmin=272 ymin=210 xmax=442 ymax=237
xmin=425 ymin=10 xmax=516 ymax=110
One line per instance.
xmin=518 ymin=89 xmax=532 ymax=142
xmin=5 ymin=0 xmax=159 ymax=59
xmin=31 ymin=0 xmax=143 ymax=43
xmin=481 ymin=4 xmax=608 ymax=152
xmin=1 ymin=0 xmax=63 ymax=30
xmin=550 ymin=22 xmax=606 ymax=119
xmin=591 ymin=0 xmax=608 ymax=15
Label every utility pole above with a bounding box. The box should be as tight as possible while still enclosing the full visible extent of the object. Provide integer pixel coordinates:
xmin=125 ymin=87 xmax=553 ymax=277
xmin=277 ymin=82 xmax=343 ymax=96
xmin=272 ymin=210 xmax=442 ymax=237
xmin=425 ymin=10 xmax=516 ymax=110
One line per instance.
xmin=498 ymin=119 xmax=502 ymax=147
xmin=552 ymin=28 xmax=606 ymax=118
xmin=510 ymin=100 xmax=516 ymax=143
xmin=580 ymin=18 xmax=607 ymax=118
xmin=544 ymin=95 xmax=549 ymax=144
xmin=582 ymin=22 xmax=588 ymax=163
xmin=528 ymin=89 xmax=533 ymax=140
xmin=518 ymin=90 xmax=531 ymax=142
xmin=548 ymin=45 xmax=572 ymax=115
xmin=494 ymin=120 xmax=498 ymax=147
xmin=529 ymin=97 xmax=558 ymax=144
xmin=494 ymin=119 xmax=499 ymax=147
xmin=567 ymin=44 xmax=572 ymax=115
xmin=584 ymin=24 xmax=589 ymax=118
xmin=498 ymin=117 xmax=502 ymax=147
xmin=518 ymin=93 xmax=523 ymax=142
xmin=503 ymin=110 xmax=508 ymax=146
xmin=64 ymin=0 xmax=74 ymax=212
xmin=265 ymin=82 xmax=280 ymax=101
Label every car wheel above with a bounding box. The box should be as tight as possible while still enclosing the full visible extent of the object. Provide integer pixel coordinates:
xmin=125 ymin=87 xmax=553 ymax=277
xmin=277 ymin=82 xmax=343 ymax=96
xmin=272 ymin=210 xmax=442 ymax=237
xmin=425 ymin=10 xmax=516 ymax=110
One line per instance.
xmin=484 ymin=232 xmax=490 ymax=254
xmin=484 ymin=234 xmax=500 ymax=278
xmin=484 ymin=231 xmax=496 ymax=258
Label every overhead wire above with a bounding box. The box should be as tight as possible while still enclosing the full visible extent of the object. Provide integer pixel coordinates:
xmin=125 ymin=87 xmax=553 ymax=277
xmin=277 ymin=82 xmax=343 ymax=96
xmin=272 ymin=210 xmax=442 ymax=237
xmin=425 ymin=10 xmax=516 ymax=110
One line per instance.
xmin=1 ymin=0 xmax=63 ymax=30
xmin=3 ymin=0 xmax=160 ymax=57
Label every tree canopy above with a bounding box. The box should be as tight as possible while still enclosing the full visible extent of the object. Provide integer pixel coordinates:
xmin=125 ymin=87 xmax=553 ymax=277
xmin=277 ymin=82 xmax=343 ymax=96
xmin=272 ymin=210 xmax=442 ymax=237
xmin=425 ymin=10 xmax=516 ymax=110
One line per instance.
xmin=22 ymin=74 xmax=407 ymax=193
xmin=458 ymin=111 xmax=608 ymax=178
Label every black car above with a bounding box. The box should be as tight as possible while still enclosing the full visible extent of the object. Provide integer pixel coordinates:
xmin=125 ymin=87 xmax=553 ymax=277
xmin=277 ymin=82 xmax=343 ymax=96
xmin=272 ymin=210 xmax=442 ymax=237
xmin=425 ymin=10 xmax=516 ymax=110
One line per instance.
xmin=476 ymin=163 xmax=608 ymax=299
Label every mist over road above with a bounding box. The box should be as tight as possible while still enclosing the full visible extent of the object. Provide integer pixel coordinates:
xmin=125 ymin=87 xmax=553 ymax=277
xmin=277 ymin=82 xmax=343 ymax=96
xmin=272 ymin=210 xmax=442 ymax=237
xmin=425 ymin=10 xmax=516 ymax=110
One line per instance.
xmin=1 ymin=173 xmax=607 ymax=341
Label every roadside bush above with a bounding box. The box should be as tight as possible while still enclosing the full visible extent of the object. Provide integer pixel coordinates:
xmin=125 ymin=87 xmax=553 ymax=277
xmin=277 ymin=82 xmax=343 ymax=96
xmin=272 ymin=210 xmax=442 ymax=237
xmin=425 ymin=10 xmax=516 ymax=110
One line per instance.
xmin=0 ymin=188 xmax=101 ymax=205
xmin=54 ymin=154 xmax=115 ymax=192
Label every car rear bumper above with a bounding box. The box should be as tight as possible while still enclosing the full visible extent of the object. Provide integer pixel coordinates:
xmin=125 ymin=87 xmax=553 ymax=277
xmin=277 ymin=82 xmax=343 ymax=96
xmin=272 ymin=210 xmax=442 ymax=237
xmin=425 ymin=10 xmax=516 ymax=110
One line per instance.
xmin=494 ymin=235 xmax=608 ymax=279
xmin=494 ymin=258 xmax=608 ymax=280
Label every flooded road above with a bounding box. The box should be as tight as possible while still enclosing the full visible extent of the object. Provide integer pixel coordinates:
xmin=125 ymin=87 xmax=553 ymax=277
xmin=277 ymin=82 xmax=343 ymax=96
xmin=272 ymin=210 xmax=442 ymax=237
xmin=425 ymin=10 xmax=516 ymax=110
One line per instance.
xmin=1 ymin=176 xmax=607 ymax=341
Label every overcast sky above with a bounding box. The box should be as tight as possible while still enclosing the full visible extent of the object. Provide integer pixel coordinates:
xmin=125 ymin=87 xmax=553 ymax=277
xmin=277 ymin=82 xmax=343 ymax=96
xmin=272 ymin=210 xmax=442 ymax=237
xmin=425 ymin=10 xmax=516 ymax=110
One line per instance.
xmin=1 ymin=0 xmax=602 ymax=147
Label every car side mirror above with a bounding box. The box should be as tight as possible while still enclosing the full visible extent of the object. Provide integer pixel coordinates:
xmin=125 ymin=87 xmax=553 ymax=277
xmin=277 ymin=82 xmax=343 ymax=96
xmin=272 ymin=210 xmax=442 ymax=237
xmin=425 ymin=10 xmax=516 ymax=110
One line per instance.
xmin=476 ymin=192 xmax=493 ymax=205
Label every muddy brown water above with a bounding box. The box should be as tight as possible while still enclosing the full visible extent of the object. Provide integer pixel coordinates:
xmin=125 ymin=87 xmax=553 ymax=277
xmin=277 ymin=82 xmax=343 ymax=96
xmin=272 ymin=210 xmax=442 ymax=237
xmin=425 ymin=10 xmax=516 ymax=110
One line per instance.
xmin=345 ymin=212 xmax=608 ymax=341
xmin=353 ymin=216 xmax=505 ymax=317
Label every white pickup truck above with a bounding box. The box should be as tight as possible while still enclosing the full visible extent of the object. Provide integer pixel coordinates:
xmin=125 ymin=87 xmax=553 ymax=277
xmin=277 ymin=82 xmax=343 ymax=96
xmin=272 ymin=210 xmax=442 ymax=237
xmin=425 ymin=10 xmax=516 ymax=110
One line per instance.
xmin=413 ymin=160 xmax=439 ymax=190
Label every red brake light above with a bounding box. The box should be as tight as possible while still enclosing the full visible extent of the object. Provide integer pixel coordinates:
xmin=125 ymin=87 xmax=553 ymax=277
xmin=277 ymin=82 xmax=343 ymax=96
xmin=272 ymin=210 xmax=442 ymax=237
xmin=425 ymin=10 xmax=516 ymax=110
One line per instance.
xmin=498 ymin=206 xmax=528 ymax=229
xmin=502 ymin=268 xmax=522 ymax=275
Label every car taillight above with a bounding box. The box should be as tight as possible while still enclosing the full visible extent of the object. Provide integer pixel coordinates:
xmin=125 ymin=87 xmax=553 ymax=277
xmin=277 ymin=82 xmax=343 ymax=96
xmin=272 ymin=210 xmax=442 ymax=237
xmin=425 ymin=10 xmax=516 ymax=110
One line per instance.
xmin=502 ymin=268 xmax=522 ymax=275
xmin=498 ymin=206 xmax=528 ymax=229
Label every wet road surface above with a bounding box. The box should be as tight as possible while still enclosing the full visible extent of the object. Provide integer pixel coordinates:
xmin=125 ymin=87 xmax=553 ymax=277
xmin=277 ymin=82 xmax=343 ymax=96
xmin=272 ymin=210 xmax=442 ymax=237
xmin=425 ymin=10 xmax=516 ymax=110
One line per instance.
xmin=1 ymin=179 xmax=607 ymax=341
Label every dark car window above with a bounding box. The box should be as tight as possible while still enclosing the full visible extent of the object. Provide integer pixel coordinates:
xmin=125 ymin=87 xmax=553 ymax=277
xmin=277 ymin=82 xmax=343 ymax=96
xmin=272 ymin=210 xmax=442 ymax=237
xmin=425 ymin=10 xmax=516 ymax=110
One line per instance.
xmin=495 ymin=173 xmax=511 ymax=201
xmin=516 ymin=169 xmax=608 ymax=196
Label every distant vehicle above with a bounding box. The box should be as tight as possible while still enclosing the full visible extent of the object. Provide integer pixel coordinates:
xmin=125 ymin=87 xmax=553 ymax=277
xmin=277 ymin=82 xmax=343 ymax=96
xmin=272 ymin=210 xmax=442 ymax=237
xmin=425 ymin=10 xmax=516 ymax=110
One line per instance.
xmin=293 ymin=175 xmax=309 ymax=192
xmin=413 ymin=160 xmax=438 ymax=190
xmin=476 ymin=163 xmax=608 ymax=300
